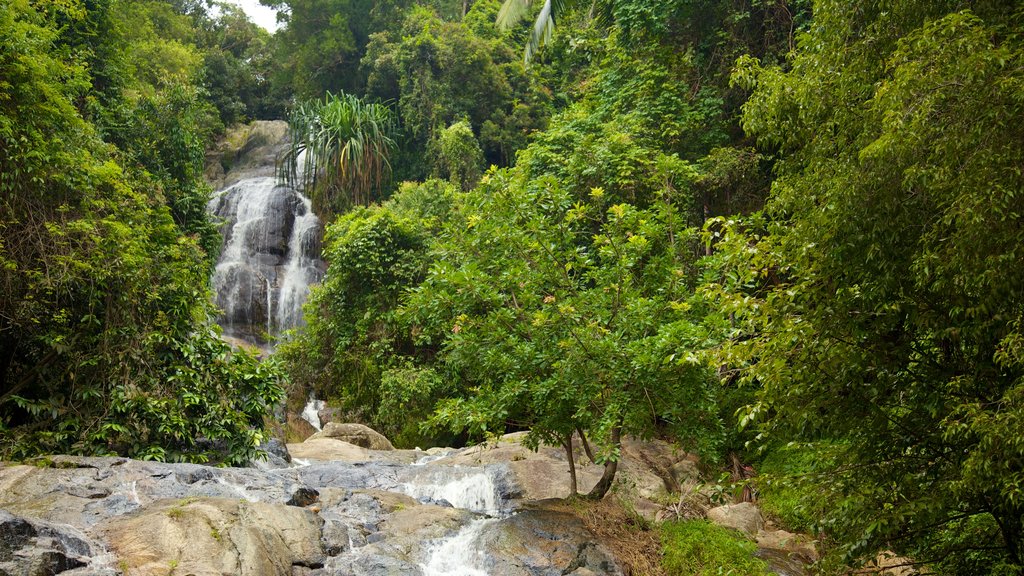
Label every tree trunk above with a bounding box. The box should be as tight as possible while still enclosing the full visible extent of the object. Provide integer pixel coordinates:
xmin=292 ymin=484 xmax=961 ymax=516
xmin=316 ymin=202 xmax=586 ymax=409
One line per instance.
xmin=585 ymin=425 xmax=621 ymax=500
xmin=576 ymin=427 xmax=596 ymax=463
xmin=563 ymin=434 xmax=578 ymax=496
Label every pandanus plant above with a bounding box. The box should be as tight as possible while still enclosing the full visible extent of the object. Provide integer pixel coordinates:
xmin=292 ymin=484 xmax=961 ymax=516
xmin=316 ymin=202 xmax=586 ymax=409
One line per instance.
xmin=279 ymin=92 xmax=396 ymax=217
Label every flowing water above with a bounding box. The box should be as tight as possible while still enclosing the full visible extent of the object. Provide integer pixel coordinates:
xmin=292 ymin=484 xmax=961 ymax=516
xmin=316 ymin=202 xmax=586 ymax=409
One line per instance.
xmin=207 ymin=158 xmax=323 ymax=347
xmin=300 ymin=395 xmax=326 ymax=431
xmin=419 ymin=518 xmax=497 ymax=576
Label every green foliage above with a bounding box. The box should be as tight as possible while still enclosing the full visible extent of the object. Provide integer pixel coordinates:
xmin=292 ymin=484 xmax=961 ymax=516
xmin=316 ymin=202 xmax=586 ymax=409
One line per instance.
xmin=755 ymin=443 xmax=837 ymax=535
xmin=431 ymin=120 xmax=484 ymax=190
xmin=280 ymin=91 xmax=396 ymax=218
xmin=266 ymin=0 xmax=375 ymax=98
xmin=660 ymin=520 xmax=773 ymax=575
xmin=0 ymin=0 xmax=284 ymax=464
xmin=707 ymin=2 xmax=1024 ymax=570
xmin=362 ymin=3 xmax=552 ymax=177
xmin=196 ymin=3 xmax=282 ymax=123
xmin=277 ymin=180 xmax=458 ymax=445
xmin=405 ymin=166 xmax=723 ymax=478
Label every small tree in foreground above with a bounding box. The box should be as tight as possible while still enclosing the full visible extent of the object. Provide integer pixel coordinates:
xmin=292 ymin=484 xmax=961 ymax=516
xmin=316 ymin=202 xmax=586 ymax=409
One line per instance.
xmin=405 ymin=167 xmax=722 ymax=497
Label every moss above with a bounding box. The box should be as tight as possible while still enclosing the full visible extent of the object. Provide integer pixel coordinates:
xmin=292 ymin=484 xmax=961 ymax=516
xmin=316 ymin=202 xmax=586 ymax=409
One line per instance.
xmin=660 ymin=520 xmax=773 ymax=576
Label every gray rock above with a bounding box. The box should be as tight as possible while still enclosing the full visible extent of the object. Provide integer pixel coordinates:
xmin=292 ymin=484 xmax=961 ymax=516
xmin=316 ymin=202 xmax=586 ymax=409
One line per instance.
xmin=308 ymin=423 xmax=395 ymax=451
xmin=707 ymin=502 xmax=764 ymax=537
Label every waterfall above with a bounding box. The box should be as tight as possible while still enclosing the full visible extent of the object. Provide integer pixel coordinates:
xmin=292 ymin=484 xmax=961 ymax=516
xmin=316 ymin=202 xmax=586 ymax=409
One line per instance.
xmin=207 ymin=175 xmax=323 ymax=346
xmin=419 ymin=518 xmax=496 ymax=576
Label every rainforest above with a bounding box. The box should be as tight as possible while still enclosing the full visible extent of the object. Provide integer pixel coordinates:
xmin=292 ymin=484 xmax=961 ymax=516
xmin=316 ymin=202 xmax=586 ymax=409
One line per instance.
xmin=1 ymin=0 xmax=1022 ymax=574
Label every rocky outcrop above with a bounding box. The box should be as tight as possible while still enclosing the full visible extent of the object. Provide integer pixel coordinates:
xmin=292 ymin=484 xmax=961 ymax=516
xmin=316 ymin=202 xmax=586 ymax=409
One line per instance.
xmin=308 ymin=423 xmax=395 ymax=451
xmin=0 ymin=510 xmax=107 ymax=575
xmin=100 ymin=497 xmax=323 ymax=576
xmin=204 ymin=121 xmax=290 ymax=191
xmin=0 ymin=447 xmax=622 ymax=575
xmin=707 ymin=502 xmax=764 ymax=537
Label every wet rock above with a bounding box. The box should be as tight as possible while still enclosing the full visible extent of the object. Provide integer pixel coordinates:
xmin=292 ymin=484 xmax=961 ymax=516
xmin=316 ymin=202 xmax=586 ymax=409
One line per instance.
xmin=0 ymin=510 xmax=102 ymax=575
xmin=707 ymin=502 xmax=764 ymax=537
xmin=288 ymin=487 xmax=320 ymax=507
xmin=309 ymin=423 xmax=395 ymax=451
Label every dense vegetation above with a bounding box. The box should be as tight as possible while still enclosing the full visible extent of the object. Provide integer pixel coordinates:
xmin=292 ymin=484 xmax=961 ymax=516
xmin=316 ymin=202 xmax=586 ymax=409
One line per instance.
xmin=3 ymin=0 xmax=1022 ymax=572
xmin=0 ymin=0 xmax=284 ymax=464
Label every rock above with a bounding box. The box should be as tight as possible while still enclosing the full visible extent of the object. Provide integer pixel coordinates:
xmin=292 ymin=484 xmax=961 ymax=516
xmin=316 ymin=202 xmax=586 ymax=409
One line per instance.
xmin=204 ymin=121 xmax=290 ymax=190
xmin=479 ymin=507 xmax=624 ymax=575
xmin=316 ymin=407 xmax=346 ymax=428
xmin=308 ymin=423 xmax=395 ymax=451
xmin=435 ymin=433 xmax=701 ymax=506
xmin=288 ymin=438 xmax=375 ymax=463
xmin=871 ymin=550 xmax=923 ymax=575
xmin=287 ymin=412 xmax=319 ymax=442
xmin=756 ymin=528 xmax=818 ymax=574
xmin=261 ymin=438 xmax=292 ymax=463
xmin=707 ymin=502 xmax=764 ymax=537
xmin=288 ymin=487 xmax=320 ymax=507
xmin=435 ymin=437 xmax=604 ymax=501
xmin=322 ymin=501 xmax=471 ymax=575
xmin=669 ymin=458 xmax=701 ymax=485
xmin=0 ymin=510 xmax=103 ymax=575
xmin=100 ymin=497 xmax=324 ymax=576
xmin=756 ymin=529 xmax=818 ymax=563
xmin=252 ymin=438 xmax=292 ymax=470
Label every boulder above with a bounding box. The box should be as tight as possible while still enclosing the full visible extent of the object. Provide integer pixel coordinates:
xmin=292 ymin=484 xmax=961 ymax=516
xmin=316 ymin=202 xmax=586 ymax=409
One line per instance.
xmin=308 ymin=423 xmax=395 ymax=451
xmin=100 ymin=497 xmax=324 ymax=576
xmin=756 ymin=528 xmax=819 ymax=571
xmin=871 ymin=550 xmax=923 ymax=575
xmin=317 ymin=406 xmax=346 ymax=428
xmin=288 ymin=438 xmax=374 ymax=463
xmin=707 ymin=502 xmax=764 ymax=537
xmin=286 ymin=412 xmax=318 ymax=442
xmin=479 ymin=507 xmax=623 ymax=575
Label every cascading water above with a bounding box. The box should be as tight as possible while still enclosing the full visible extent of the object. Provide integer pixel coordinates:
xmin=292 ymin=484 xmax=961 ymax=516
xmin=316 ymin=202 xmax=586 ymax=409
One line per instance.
xmin=419 ymin=518 xmax=497 ymax=576
xmin=206 ymin=122 xmax=323 ymax=347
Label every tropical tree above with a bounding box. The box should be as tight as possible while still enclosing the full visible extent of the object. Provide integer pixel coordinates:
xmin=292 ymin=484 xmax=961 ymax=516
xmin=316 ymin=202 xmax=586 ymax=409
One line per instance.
xmin=405 ymin=162 xmax=721 ymax=497
xmin=0 ymin=0 xmax=284 ymax=465
xmin=496 ymin=0 xmax=586 ymax=62
xmin=276 ymin=180 xmax=459 ymax=446
xmin=279 ymin=91 xmax=396 ymax=218
xmin=706 ymin=1 xmax=1024 ymax=571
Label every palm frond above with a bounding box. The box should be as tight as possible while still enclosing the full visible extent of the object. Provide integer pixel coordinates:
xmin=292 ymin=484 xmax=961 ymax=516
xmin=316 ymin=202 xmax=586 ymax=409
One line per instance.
xmin=496 ymin=0 xmax=534 ymax=30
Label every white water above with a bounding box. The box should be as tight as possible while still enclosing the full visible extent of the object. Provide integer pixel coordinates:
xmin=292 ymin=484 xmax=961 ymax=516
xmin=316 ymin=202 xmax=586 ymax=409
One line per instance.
xmin=413 ymin=450 xmax=456 ymax=466
xmin=300 ymin=395 xmax=325 ymax=431
xmin=400 ymin=468 xmax=502 ymax=517
xmin=207 ymin=176 xmax=322 ymax=345
xmin=419 ymin=518 xmax=496 ymax=576
xmin=277 ymin=193 xmax=319 ymax=331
